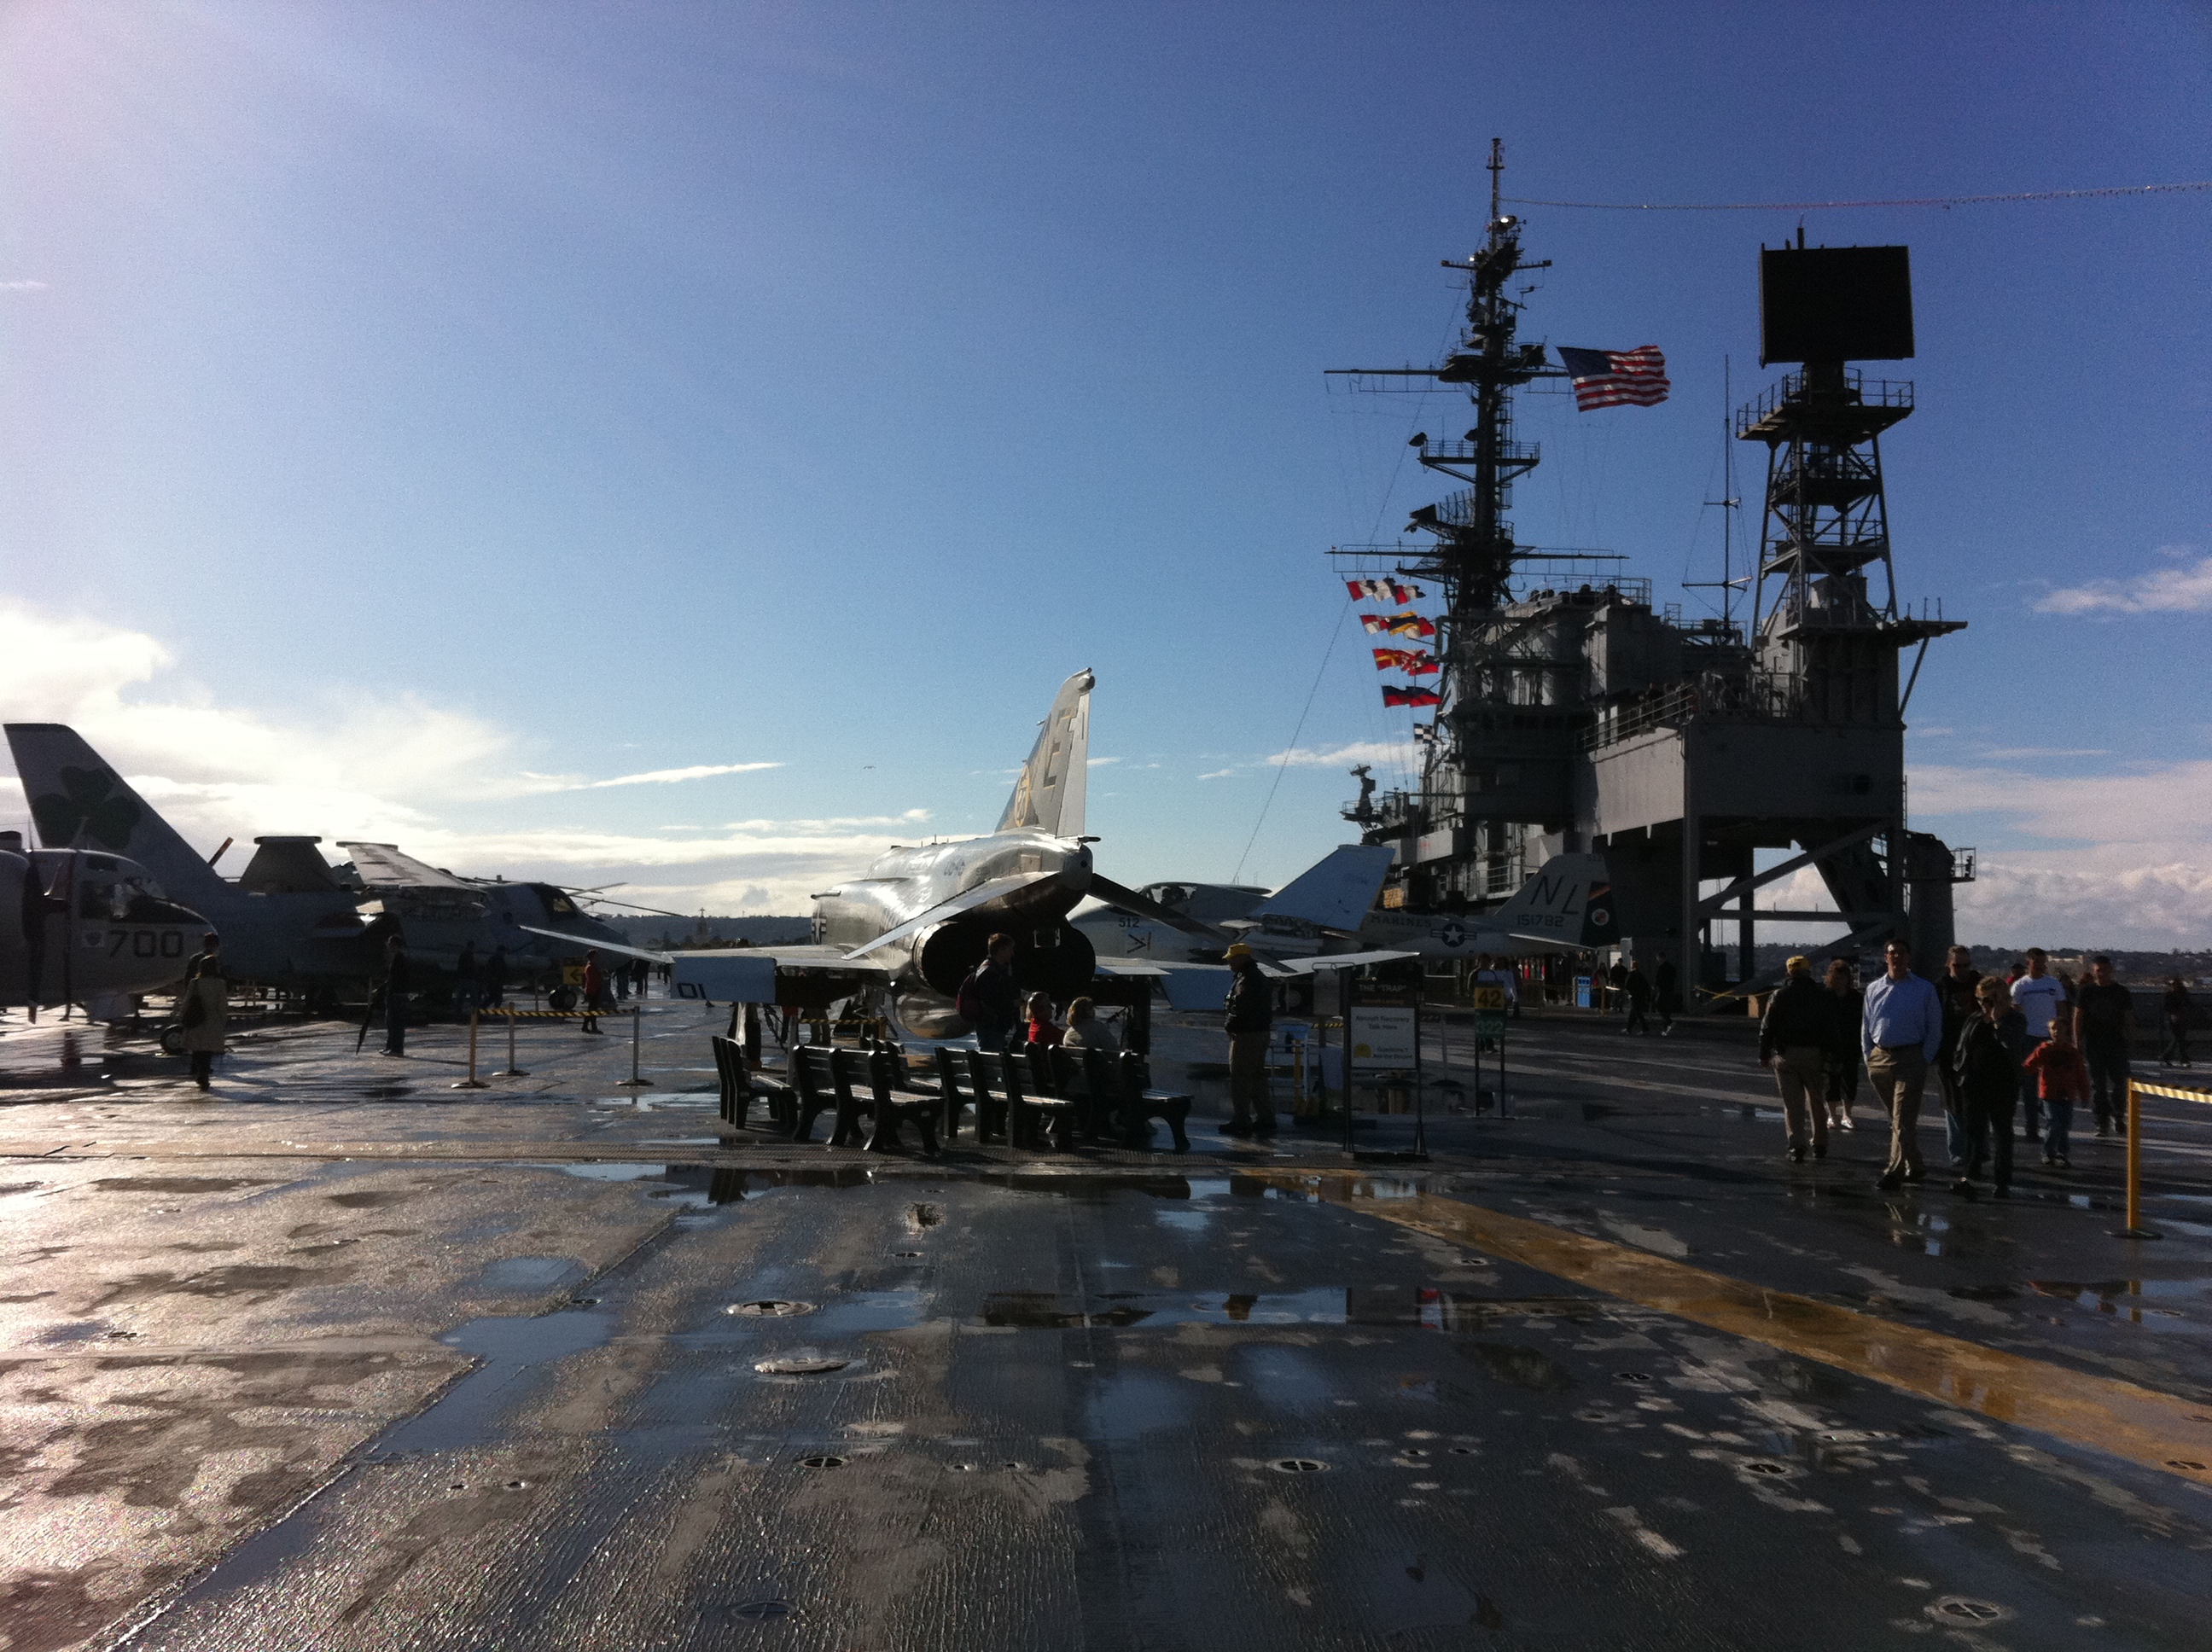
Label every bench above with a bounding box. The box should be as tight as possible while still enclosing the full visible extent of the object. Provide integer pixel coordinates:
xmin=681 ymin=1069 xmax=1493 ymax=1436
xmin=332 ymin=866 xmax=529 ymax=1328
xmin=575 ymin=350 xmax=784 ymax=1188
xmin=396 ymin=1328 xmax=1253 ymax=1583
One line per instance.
xmin=935 ymin=1046 xmax=1006 ymax=1145
xmin=970 ymin=1048 xmax=1077 ymax=1152
xmin=710 ymin=1035 xmax=793 ymax=1132
xmin=851 ymin=1044 xmax=941 ymax=1155
xmin=789 ymin=1045 xmax=940 ymax=1154
xmin=1074 ymin=1047 xmax=1190 ymax=1154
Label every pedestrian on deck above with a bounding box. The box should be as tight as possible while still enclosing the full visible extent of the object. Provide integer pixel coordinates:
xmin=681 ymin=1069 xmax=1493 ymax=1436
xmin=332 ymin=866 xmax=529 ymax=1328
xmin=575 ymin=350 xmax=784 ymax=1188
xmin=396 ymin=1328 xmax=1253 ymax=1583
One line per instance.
xmin=2162 ymin=977 xmax=2194 ymax=1068
xmin=1863 ymin=940 xmax=1942 ymax=1191
xmin=579 ymin=951 xmax=607 ymax=1034
xmin=2009 ymin=949 xmax=2067 ymax=1143
xmin=612 ymin=959 xmax=629 ymax=1001
xmin=1062 ymin=996 xmax=1122 ymax=1054
xmin=1653 ymin=957 xmax=1679 ymax=1035
xmin=2074 ymin=956 xmax=2136 ymax=1137
xmin=455 ymin=941 xmax=479 ymax=1014
xmin=178 ymin=934 xmax=228 ymax=1091
xmin=1623 ymin=963 xmax=1653 ymax=1036
xmin=1936 ymin=945 xmax=1982 ymax=1166
xmin=630 ymin=957 xmax=649 ymax=1001
xmin=381 ymin=936 xmax=411 ymax=1056
xmin=1024 ymin=992 xmax=1064 ymax=1048
xmin=182 ymin=930 xmax=222 ymax=988
xmin=1952 ymin=977 xmax=2024 ymax=1197
xmin=481 ymin=945 xmax=508 ymax=1010
xmin=956 ymin=934 xmax=1020 ymax=1052
xmin=1758 ymin=955 xmax=1831 ymax=1162
xmin=2023 ymin=1003 xmax=2089 ymax=1168
xmin=1222 ymin=943 xmax=1276 ymax=1137
xmin=1608 ymin=957 xmax=1629 ymax=1015
xmin=1821 ymin=957 xmax=1863 ymax=1132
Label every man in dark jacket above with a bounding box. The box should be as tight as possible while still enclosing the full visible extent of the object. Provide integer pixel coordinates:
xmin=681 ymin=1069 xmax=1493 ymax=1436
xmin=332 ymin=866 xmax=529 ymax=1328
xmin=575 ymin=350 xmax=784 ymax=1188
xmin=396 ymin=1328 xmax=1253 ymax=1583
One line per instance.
xmin=959 ymin=933 xmax=1021 ymax=1052
xmin=1623 ymin=963 xmax=1653 ymax=1035
xmin=1953 ymin=977 xmax=2025 ymax=1196
xmin=1759 ymin=955 xmax=1831 ymax=1161
xmin=2074 ymin=955 xmax=2134 ymax=1137
xmin=381 ymin=936 xmax=411 ymax=1056
xmin=1222 ymin=944 xmax=1275 ymax=1137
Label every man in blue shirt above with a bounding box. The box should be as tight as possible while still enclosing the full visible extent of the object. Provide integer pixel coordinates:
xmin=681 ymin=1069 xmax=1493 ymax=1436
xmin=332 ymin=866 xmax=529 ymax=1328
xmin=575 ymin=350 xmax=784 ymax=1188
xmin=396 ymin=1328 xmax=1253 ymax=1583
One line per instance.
xmin=1861 ymin=940 xmax=1943 ymax=1190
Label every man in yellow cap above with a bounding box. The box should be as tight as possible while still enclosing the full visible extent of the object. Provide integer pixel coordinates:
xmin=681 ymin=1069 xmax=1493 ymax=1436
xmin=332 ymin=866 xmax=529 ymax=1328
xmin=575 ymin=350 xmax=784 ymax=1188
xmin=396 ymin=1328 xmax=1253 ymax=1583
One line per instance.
xmin=1221 ymin=942 xmax=1275 ymax=1137
xmin=1758 ymin=954 xmax=1831 ymax=1162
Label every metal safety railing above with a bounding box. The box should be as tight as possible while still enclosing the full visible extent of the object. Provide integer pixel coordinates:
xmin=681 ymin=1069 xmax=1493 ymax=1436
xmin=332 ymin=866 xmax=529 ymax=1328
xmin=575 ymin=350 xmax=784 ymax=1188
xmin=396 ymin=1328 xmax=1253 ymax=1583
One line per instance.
xmin=451 ymin=1005 xmax=652 ymax=1091
xmin=2116 ymin=1076 xmax=2212 ymax=1240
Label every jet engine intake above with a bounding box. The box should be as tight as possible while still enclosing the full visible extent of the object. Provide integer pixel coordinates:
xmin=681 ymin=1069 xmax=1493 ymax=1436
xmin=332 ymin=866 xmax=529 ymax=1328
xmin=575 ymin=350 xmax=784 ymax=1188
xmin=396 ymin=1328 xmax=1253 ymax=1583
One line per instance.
xmin=913 ymin=918 xmax=1097 ymax=1002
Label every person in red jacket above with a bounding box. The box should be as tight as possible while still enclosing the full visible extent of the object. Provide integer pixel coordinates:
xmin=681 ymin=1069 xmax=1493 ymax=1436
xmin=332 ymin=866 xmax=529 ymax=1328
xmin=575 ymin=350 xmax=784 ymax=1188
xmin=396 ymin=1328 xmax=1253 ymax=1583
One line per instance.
xmin=2022 ymin=1003 xmax=2090 ymax=1168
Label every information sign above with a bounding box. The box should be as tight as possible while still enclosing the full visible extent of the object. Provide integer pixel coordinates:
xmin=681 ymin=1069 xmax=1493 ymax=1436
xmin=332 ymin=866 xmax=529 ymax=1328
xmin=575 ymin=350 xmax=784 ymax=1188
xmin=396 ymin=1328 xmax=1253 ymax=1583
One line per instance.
xmin=1348 ymin=1004 xmax=1417 ymax=1071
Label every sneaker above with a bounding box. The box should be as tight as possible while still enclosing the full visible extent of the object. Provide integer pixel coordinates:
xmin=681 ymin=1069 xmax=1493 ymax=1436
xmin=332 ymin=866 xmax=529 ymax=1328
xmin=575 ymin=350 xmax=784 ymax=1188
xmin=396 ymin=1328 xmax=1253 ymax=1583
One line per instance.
xmin=2043 ymin=1155 xmax=2061 ymax=1168
xmin=1813 ymin=1143 xmax=1828 ymax=1160
xmin=1837 ymin=1114 xmax=1855 ymax=1131
xmin=1950 ymin=1179 xmax=1977 ymax=1198
xmin=1788 ymin=1147 xmax=1807 ymax=1164
xmin=2054 ymin=1154 xmax=2071 ymax=1168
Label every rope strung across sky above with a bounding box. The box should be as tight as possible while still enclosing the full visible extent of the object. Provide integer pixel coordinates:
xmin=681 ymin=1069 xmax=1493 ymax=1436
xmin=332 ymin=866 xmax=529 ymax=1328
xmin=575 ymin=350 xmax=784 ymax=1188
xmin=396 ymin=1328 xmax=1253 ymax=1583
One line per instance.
xmin=1505 ymin=180 xmax=2212 ymax=212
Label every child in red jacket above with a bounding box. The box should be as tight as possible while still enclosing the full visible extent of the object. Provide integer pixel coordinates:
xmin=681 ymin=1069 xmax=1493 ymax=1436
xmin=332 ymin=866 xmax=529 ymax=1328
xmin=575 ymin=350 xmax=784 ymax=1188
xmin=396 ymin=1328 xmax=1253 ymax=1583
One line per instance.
xmin=2023 ymin=1004 xmax=2091 ymax=1168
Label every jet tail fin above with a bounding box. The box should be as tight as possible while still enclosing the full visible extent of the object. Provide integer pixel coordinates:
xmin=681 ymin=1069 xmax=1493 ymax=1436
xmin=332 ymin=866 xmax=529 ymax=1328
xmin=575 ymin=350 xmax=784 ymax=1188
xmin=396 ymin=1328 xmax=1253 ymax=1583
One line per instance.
xmin=3 ymin=723 xmax=236 ymax=910
xmin=997 ymin=670 xmax=1093 ymax=837
xmin=1247 ymin=844 xmax=1394 ymax=934
xmin=1496 ymin=852 xmax=1618 ymax=949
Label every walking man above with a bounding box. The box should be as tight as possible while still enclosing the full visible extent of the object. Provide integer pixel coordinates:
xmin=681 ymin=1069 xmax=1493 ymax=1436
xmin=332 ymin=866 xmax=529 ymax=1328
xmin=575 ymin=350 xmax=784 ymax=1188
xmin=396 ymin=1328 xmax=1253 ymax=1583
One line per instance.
xmin=1862 ymin=940 xmax=1942 ymax=1191
xmin=381 ymin=935 xmax=411 ymax=1056
xmin=1936 ymin=945 xmax=1982 ymax=1166
xmin=1758 ymin=955 xmax=1830 ymax=1162
xmin=2074 ymin=955 xmax=2135 ymax=1137
xmin=1222 ymin=943 xmax=1275 ymax=1137
xmin=2008 ymin=949 xmax=2066 ymax=1143
xmin=1623 ymin=962 xmax=1653 ymax=1036
xmin=579 ymin=951 xmax=607 ymax=1034
xmin=1653 ymin=956 xmax=1678 ymax=1035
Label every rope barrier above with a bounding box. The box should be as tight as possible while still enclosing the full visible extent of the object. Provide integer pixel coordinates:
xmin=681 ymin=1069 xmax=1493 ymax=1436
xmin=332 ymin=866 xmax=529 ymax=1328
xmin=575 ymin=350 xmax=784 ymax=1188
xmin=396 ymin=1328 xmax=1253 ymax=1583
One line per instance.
xmin=1505 ymin=181 xmax=2212 ymax=212
xmin=2116 ymin=1076 xmax=2212 ymax=1240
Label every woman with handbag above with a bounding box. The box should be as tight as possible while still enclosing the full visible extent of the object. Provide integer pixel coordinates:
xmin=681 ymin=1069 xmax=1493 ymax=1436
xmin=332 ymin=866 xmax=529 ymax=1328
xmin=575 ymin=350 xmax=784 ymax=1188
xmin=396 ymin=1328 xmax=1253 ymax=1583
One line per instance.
xmin=179 ymin=939 xmax=230 ymax=1092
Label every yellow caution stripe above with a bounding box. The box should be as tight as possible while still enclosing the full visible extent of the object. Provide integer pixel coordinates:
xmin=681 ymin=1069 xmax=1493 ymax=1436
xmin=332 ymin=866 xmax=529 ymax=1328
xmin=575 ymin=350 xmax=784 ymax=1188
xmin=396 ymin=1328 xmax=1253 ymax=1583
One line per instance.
xmin=1257 ymin=1170 xmax=2212 ymax=1487
xmin=2134 ymin=1079 xmax=2212 ymax=1103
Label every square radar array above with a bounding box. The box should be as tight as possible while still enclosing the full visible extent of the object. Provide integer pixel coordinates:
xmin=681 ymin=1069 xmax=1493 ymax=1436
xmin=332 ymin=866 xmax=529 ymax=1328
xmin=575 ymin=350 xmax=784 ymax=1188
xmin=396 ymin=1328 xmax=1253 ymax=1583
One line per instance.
xmin=1758 ymin=246 xmax=1914 ymax=364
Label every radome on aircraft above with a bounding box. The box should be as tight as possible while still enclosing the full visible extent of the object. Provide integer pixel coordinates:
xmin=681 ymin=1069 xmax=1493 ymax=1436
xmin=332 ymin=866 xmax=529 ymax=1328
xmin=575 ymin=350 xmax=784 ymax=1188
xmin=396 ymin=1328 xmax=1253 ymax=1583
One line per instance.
xmin=1 ymin=832 xmax=209 ymax=1019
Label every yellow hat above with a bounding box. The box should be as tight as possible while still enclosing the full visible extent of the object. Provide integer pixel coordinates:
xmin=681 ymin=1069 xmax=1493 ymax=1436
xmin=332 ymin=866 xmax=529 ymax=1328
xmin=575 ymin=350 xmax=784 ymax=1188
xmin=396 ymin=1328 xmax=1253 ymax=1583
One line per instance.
xmin=1785 ymin=955 xmax=1810 ymax=972
xmin=1225 ymin=942 xmax=1253 ymax=959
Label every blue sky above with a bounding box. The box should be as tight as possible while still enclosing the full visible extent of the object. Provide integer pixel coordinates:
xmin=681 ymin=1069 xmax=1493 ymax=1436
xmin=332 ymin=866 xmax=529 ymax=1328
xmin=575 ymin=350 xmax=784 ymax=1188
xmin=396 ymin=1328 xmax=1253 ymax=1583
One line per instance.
xmin=3 ymin=2 xmax=2209 ymax=944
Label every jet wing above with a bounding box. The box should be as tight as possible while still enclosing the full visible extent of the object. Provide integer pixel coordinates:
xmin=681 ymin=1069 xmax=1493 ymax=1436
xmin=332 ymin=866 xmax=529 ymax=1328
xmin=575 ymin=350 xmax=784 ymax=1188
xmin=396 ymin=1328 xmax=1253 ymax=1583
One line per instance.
xmin=1093 ymin=958 xmax=1169 ymax=978
xmin=1086 ymin=874 xmax=1228 ymax=940
xmin=840 ymin=872 xmax=1055 ymax=959
xmin=341 ymin=841 xmax=480 ymax=894
xmin=1258 ymin=948 xmax=1420 ymax=977
xmin=516 ymin=925 xmax=672 ymax=965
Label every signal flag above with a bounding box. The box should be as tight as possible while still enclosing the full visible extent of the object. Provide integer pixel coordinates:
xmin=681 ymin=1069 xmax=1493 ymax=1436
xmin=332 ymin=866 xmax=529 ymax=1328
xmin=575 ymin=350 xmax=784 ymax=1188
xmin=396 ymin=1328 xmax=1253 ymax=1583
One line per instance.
xmin=1382 ymin=683 xmax=1442 ymax=708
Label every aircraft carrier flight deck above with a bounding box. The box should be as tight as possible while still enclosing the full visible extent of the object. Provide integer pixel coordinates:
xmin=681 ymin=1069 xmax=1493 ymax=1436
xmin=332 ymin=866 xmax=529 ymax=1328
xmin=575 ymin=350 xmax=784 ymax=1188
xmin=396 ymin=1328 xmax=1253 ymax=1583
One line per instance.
xmin=3 ymin=998 xmax=2209 ymax=1651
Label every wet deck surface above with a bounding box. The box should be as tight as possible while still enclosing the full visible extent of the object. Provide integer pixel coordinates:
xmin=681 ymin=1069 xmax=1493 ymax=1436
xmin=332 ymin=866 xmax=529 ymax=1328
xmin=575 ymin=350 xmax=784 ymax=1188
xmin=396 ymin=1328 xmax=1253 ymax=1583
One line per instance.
xmin=3 ymin=1001 xmax=2209 ymax=1649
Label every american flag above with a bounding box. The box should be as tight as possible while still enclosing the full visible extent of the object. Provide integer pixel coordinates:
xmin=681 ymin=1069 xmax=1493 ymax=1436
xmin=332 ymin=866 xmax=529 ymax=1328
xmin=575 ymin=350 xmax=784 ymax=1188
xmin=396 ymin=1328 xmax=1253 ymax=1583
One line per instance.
xmin=1557 ymin=346 xmax=1669 ymax=410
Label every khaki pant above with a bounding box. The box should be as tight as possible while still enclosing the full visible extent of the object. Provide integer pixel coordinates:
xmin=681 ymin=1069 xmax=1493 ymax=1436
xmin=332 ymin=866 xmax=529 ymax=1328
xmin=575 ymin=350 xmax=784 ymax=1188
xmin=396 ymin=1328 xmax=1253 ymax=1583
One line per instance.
xmin=1865 ymin=1046 xmax=1928 ymax=1178
xmin=1771 ymin=1045 xmax=1828 ymax=1153
xmin=1229 ymin=1028 xmax=1274 ymax=1126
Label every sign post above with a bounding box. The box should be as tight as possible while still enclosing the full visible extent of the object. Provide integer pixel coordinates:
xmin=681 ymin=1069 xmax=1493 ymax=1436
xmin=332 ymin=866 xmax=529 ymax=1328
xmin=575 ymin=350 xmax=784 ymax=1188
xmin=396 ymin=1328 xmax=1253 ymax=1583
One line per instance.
xmin=1472 ymin=983 xmax=1509 ymax=1117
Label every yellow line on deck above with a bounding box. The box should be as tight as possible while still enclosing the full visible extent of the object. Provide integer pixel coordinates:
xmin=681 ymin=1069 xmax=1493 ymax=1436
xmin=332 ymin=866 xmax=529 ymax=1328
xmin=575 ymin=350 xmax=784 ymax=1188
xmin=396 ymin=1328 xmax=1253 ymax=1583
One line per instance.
xmin=1256 ymin=1170 xmax=2212 ymax=1487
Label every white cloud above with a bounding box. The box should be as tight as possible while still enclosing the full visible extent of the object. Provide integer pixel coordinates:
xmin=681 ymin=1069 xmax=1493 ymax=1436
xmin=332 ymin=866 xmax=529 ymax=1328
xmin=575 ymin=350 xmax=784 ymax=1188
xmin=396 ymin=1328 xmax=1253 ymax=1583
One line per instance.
xmin=1086 ymin=756 xmax=1120 ymax=768
xmin=1267 ymin=741 xmax=1405 ymax=768
xmin=0 ymin=600 xmax=894 ymax=912
xmin=582 ymin=762 xmax=782 ymax=788
xmin=0 ymin=280 xmax=45 ymax=292
xmin=2034 ymin=551 xmax=2212 ymax=615
xmin=1196 ymin=768 xmax=1237 ymax=781
xmin=1976 ymin=747 xmax=2109 ymax=759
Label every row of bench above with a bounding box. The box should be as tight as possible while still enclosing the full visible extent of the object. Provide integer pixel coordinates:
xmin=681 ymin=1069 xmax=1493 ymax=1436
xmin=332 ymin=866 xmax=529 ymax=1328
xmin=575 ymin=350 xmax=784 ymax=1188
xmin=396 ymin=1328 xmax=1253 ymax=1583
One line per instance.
xmin=707 ymin=1038 xmax=1192 ymax=1155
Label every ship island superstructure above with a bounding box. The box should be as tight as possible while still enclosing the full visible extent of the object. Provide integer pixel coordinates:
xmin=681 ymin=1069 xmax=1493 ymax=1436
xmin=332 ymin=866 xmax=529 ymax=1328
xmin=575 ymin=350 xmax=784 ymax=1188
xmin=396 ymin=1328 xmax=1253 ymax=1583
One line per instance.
xmin=1334 ymin=142 xmax=1971 ymax=992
